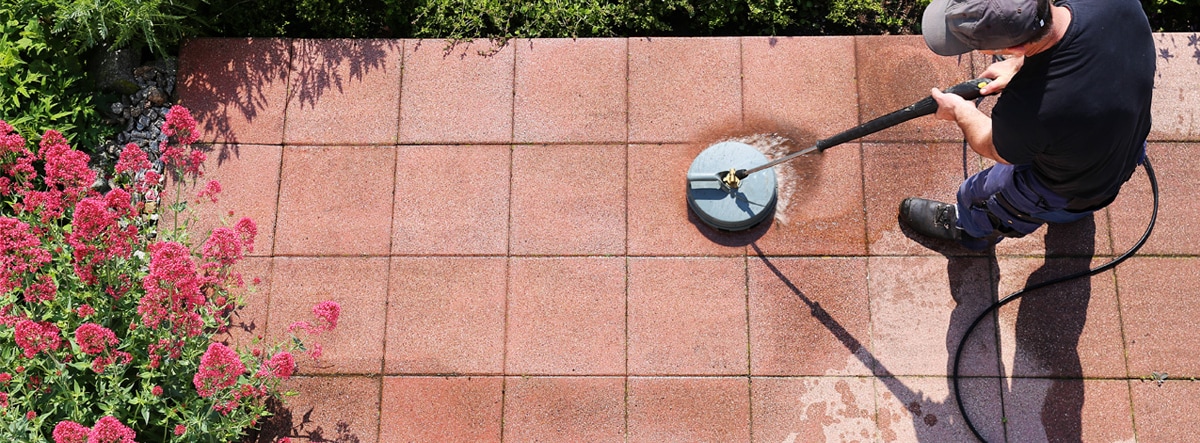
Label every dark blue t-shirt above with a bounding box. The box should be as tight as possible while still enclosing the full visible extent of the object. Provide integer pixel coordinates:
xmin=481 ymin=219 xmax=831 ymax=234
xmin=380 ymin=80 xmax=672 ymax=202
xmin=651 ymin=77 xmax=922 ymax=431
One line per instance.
xmin=992 ymin=0 xmax=1155 ymax=211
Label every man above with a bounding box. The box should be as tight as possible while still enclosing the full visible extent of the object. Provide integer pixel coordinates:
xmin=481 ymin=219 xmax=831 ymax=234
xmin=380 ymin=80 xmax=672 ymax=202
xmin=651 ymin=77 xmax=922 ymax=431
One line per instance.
xmin=900 ymin=0 xmax=1155 ymax=250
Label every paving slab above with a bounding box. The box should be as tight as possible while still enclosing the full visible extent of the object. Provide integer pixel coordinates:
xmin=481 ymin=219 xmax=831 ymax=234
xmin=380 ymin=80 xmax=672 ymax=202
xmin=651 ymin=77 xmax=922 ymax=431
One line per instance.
xmin=168 ymin=143 xmax=282 ymax=256
xmin=627 ymin=377 xmax=751 ymax=442
xmin=628 ymin=37 xmax=742 ymax=143
xmin=1003 ymin=379 xmax=1135 ymax=442
xmin=284 ymin=39 xmax=402 ymax=145
xmin=399 ymin=39 xmax=514 ymax=144
xmin=1109 ymin=142 xmax=1200 ymax=255
xmin=854 ymin=35 xmax=978 ymax=143
xmin=1129 ymin=379 xmax=1200 ymax=442
xmin=995 ymin=257 xmax=1128 ymax=379
xmin=268 ymin=257 xmax=389 ymax=375
xmin=513 ymin=38 xmax=627 ymax=143
xmin=271 ymin=376 xmax=381 ymax=443
xmin=391 ymin=145 xmax=510 ymax=255
xmin=274 ymin=145 xmax=396 ymax=256
xmin=502 ymin=376 xmax=626 ymax=442
xmin=1149 ymin=33 xmax=1200 ymax=141
xmin=748 ymin=257 xmax=873 ymax=376
xmin=509 ymin=144 xmax=626 ymax=255
xmin=385 ymin=257 xmax=506 ymax=375
xmin=868 ymin=256 xmax=1000 ymax=377
xmin=506 ymin=257 xmax=626 ymax=375
xmin=1116 ymin=257 xmax=1200 ymax=378
xmin=751 ymin=376 xmax=877 ymax=442
xmin=177 ymin=38 xmax=291 ymax=144
xmin=379 ymin=376 xmax=503 ymax=442
xmin=627 ymin=257 xmax=749 ymax=375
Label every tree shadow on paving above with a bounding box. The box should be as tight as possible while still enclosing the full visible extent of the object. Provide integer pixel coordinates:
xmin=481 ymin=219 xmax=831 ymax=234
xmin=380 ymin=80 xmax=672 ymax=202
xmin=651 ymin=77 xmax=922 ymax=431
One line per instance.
xmin=179 ymin=38 xmax=393 ymax=164
xmin=242 ymin=398 xmax=363 ymax=443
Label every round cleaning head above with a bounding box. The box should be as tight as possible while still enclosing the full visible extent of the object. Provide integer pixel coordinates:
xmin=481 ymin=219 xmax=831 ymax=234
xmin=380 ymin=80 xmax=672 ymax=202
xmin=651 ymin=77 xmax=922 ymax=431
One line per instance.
xmin=686 ymin=141 xmax=778 ymax=231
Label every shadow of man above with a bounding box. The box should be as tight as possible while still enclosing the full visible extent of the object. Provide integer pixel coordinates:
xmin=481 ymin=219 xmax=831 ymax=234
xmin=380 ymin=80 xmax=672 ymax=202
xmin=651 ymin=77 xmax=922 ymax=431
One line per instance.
xmin=945 ymin=215 xmax=1096 ymax=442
xmin=1003 ymin=217 xmax=1096 ymax=442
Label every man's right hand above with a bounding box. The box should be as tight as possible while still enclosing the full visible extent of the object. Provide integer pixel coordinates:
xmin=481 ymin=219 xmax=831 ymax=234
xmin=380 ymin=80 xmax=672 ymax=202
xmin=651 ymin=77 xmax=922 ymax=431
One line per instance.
xmin=980 ymin=56 xmax=1025 ymax=95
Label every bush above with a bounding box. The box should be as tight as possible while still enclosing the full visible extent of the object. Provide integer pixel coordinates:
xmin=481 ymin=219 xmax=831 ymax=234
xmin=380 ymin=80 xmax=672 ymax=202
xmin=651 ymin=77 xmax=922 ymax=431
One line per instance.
xmin=0 ymin=5 xmax=111 ymax=155
xmin=0 ymin=107 xmax=338 ymax=442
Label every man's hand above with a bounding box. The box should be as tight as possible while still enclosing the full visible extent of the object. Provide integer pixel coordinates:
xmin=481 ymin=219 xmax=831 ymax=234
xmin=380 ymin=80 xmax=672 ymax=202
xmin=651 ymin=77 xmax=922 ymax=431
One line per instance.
xmin=930 ymin=87 xmax=974 ymax=122
xmin=979 ymin=56 xmax=1024 ymax=95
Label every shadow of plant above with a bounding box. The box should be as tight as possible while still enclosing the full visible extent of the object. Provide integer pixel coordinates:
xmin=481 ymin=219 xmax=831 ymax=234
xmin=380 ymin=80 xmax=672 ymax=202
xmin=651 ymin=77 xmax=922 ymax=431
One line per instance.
xmin=178 ymin=38 xmax=393 ymax=147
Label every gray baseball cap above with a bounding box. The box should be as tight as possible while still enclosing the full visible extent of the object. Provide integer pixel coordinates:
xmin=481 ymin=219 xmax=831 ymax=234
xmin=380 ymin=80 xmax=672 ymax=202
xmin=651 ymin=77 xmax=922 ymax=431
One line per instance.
xmin=922 ymin=0 xmax=1047 ymax=56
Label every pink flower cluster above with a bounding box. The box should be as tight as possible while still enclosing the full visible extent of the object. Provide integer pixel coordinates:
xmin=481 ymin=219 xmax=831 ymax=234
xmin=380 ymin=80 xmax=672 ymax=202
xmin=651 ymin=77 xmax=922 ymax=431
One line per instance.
xmin=138 ymin=241 xmax=206 ymax=336
xmin=286 ymin=300 xmax=341 ymax=360
xmin=0 ymin=217 xmax=51 ymax=296
xmin=14 ymin=319 xmax=62 ymax=358
xmin=259 ymin=351 xmax=296 ymax=379
xmin=0 ymin=121 xmax=35 ymax=196
xmin=193 ymin=342 xmax=246 ymax=398
xmin=16 ymin=130 xmax=97 ymax=223
xmin=53 ymin=416 xmax=136 ymax=443
xmin=67 ymin=189 xmax=139 ymax=284
xmin=113 ymin=143 xmax=161 ymax=195
xmin=159 ymin=106 xmax=205 ymax=178
xmin=73 ymin=323 xmax=131 ymax=373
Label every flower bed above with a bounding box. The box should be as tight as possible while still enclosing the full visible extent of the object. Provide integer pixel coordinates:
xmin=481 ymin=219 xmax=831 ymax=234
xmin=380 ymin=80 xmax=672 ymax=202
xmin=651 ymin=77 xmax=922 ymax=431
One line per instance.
xmin=1 ymin=106 xmax=334 ymax=442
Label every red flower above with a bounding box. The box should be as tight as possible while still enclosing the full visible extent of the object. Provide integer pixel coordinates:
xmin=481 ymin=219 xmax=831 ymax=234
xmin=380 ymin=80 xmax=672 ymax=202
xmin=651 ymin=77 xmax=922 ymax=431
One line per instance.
xmin=234 ymin=217 xmax=257 ymax=253
xmin=74 ymin=323 xmax=118 ymax=355
xmin=138 ymin=241 xmax=205 ymax=335
xmin=202 ymin=227 xmax=242 ymax=266
xmin=0 ymin=217 xmax=51 ymax=295
xmin=88 ymin=416 xmax=136 ymax=443
xmin=196 ymin=180 xmax=221 ymax=203
xmin=264 ymin=351 xmax=295 ymax=379
xmin=192 ymin=343 xmax=246 ymax=398
xmin=312 ymin=301 xmax=341 ymax=332
xmin=114 ymin=143 xmax=150 ymax=175
xmin=24 ymin=274 xmax=57 ymax=304
xmin=67 ymin=189 xmax=138 ymax=284
xmin=151 ymin=385 xmax=163 ymax=396
xmin=14 ymin=319 xmax=62 ymax=358
xmin=76 ymin=304 xmax=95 ymax=318
xmin=173 ymin=424 xmax=186 ymax=436
xmin=162 ymin=106 xmax=198 ymax=146
xmin=37 ymin=130 xmax=94 ymax=205
xmin=52 ymin=420 xmax=90 ymax=443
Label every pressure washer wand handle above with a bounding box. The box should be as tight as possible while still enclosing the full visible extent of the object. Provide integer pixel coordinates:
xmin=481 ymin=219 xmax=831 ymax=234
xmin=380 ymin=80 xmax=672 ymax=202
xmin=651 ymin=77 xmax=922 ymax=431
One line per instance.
xmin=735 ymin=78 xmax=992 ymax=179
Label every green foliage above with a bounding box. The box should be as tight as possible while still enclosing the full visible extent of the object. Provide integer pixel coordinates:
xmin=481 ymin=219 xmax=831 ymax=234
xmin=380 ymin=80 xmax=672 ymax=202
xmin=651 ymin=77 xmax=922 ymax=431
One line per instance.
xmin=1142 ymin=0 xmax=1199 ymax=32
xmin=0 ymin=6 xmax=111 ymax=153
xmin=50 ymin=0 xmax=201 ymax=56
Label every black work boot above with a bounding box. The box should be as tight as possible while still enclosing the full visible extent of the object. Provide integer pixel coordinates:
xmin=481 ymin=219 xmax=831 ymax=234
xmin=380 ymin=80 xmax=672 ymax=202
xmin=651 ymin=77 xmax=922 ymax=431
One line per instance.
xmin=898 ymin=197 xmax=964 ymax=241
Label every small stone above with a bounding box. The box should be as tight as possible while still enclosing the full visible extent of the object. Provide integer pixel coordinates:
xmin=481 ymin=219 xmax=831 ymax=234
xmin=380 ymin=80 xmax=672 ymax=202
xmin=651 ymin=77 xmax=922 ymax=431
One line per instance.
xmin=146 ymin=87 xmax=168 ymax=106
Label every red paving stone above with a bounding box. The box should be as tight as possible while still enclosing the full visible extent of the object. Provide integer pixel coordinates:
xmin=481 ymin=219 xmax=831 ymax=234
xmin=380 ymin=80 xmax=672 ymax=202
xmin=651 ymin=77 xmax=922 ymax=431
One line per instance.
xmin=628 ymin=37 xmax=742 ymax=143
xmin=385 ymin=257 xmax=506 ymax=375
xmin=174 ymin=35 xmax=1200 ymax=442
xmin=178 ymin=38 xmax=291 ymax=144
xmin=513 ymin=38 xmax=627 ymax=143
xmin=506 ymin=257 xmax=626 ymax=375
xmin=627 ymin=377 xmax=750 ymax=442
xmin=748 ymin=257 xmax=873 ymax=376
xmin=391 ymin=145 xmax=510 ymax=255
xmin=284 ymin=39 xmax=402 ymax=145
xmin=398 ymin=39 xmax=514 ymax=144
xmin=502 ymin=376 xmax=626 ymax=441
xmin=995 ymin=257 xmax=1128 ymax=379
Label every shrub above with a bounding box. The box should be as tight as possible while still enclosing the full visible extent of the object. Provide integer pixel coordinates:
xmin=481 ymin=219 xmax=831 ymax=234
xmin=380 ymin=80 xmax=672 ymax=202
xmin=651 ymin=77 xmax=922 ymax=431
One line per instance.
xmin=0 ymin=5 xmax=111 ymax=154
xmin=0 ymin=107 xmax=337 ymax=442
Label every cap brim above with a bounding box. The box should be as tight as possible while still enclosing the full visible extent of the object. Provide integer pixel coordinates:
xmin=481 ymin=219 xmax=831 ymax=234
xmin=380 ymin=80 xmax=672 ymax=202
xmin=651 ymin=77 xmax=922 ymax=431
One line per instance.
xmin=922 ymin=0 xmax=975 ymax=56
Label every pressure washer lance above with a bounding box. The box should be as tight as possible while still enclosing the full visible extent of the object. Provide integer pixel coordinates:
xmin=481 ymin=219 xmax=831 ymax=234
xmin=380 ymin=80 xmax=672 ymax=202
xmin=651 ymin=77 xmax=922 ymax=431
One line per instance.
xmin=694 ymin=78 xmax=993 ymax=190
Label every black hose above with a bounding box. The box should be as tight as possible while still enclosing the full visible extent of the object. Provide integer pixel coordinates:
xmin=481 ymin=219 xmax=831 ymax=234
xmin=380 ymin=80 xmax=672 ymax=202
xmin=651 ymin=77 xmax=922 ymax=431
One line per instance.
xmin=952 ymin=157 xmax=1159 ymax=442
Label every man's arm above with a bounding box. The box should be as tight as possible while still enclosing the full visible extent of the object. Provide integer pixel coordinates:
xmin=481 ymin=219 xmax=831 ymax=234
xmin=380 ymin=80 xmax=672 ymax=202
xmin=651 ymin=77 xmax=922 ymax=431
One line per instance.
xmin=930 ymin=87 xmax=1011 ymax=165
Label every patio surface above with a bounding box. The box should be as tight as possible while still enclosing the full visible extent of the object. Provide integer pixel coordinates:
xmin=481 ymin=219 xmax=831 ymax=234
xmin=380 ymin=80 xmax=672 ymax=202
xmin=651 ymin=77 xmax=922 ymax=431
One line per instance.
xmin=177 ymin=34 xmax=1200 ymax=442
